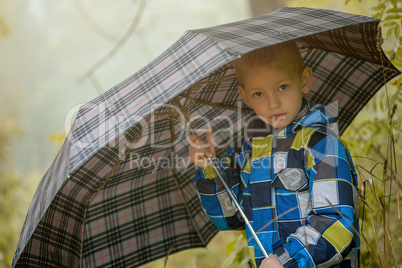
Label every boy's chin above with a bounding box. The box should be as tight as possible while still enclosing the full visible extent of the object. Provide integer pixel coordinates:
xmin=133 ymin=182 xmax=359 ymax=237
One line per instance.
xmin=255 ymin=115 xmax=290 ymax=129
xmin=263 ymin=121 xmax=287 ymax=130
xmin=270 ymin=123 xmax=286 ymax=130
xmin=268 ymin=119 xmax=289 ymax=129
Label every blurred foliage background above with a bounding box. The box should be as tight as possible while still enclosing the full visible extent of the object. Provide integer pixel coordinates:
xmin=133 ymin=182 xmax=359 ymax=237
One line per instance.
xmin=0 ymin=0 xmax=400 ymax=267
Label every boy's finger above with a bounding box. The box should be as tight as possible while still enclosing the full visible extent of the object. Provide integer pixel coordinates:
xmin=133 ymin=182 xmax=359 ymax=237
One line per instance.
xmin=204 ymin=150 xmax=213 ymax=158
xmin=187 ymin=134 xmax=204 ymax=145
xmin=190 ymin=150 xmax=210 ymax=168
xmin=205 ymin=125 xmax=214 ymax=147
xmin=190 ymin=146 xmax=211 ymax=159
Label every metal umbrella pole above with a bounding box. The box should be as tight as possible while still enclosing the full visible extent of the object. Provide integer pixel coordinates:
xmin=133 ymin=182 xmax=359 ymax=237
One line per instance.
xmin=207 ymin=157 xmax=269 ymax=259
xmin=186 ymin=116 xmax=269 ymax=259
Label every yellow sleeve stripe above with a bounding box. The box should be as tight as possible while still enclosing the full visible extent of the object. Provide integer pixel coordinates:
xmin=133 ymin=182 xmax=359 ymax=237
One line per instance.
xmin=322 ymin=221 xmax=353 ymax=254
xmin=203 ymin=166 xmax=218 ymax=179
xmin=292 ymin=127 xmax=316 ymax=149
xmin=243 ymin=128 xmax=320 ymax=173
xmin=292 ymin=128 xmax=317 ymax=170
xmin=243 ymin=136 xmax=273 ymax=173
xmin=252 ymin=136 xmax=273 ymax=160
xmin=248 ymin=246 xmax=257 ymax=268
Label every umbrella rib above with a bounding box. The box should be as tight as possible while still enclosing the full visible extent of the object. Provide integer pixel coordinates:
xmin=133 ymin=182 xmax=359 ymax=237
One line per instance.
xmin=193 ymin=72 xmax=236 ymax=88
xmin=301 ymin=45 xmax=397 ymax=70
xmin=182 ymin=73 xmax=237 ymax=110
xmin=183 ymin=84 xmax=195 ymax=109
xmin=169 ymin=117 xmax=206 ymax=246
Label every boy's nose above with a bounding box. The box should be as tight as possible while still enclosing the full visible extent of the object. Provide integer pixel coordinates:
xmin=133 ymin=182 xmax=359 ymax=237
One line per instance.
xmin=267 ymin=93 xmax=281 ymax=110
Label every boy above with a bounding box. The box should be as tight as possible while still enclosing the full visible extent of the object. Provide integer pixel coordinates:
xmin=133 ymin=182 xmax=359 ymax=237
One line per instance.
xmin=188 ymin=41 xmax=359 ymax=267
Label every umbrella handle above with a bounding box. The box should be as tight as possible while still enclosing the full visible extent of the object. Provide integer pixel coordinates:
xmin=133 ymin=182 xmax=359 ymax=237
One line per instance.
xmin=207 ymin=157 xmax=269 ymax=259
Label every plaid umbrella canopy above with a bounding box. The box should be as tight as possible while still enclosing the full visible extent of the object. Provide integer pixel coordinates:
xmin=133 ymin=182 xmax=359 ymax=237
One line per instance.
xmin=13 ymin=7 xmax=400 ymax=267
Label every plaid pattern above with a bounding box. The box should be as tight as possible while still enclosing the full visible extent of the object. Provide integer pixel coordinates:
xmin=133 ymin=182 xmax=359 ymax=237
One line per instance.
xmin=194 ymin=100 xmax=360 ymax=267
xmin=13 ymin=7 xmax=399 ymax=267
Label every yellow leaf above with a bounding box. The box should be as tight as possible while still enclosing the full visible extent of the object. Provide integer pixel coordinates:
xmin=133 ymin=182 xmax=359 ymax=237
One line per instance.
xmin=0 ymin=16 xmax=10 ymax=38
xmin=47 ymin=131 xmax=66 ymax=146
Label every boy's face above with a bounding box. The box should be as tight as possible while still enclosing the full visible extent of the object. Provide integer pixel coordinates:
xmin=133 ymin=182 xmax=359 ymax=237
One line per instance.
xmin=238 ymin=64 xmax=312 ymax=129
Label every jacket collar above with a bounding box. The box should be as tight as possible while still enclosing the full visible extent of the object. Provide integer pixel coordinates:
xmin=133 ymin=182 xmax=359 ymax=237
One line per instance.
xmin=244 ymin=98 xmax=337 ymax=138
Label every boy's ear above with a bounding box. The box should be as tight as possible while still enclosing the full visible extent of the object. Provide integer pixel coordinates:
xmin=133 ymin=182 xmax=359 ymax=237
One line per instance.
xmin=301 ymin=67 xmax=313 ymax=95
xmin=238 ymin=85 xmax=251 ymax=107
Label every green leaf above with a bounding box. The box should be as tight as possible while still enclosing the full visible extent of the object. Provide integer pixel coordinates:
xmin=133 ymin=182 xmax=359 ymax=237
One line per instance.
xmin=391 ymin=0 xmax=398 ymax=8
xmin=386 ymin=26 xmax=394 ymax=38
xmin=395 ymin=24 xmax=401 ymax=38
xmin=370 ymin=3 xmax=386 ymax=12
xmin=373 ymin=12 xmax=383 ymax=19
xmin=238 ymin=247 xmax=251 ymax=267
xmin=395 ymin=50 xmax=402 ymax=60
xmin=223 ymin=231 xmax=249 ymax=267
xmin=382 ymin=21 xmax=398 ymax=27
xmin=393 ymin=60 xmax=402 ymax=67
xmin=386 ymin=8 xmax=402 ymax=14
xmin=384 ymin=15 xmax=402 ymax=20
xmin=222 ymin=251 xmax=237 ymax=268
xmin=226 ymin=239 xmax=235 ymax=254
xmin=390 ymin=85 xmax=402 ymax=106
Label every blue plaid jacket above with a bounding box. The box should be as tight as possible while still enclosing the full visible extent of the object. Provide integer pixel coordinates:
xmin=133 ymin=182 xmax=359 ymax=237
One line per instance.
xmin=193 ymin=100 xmax=360 ymax=267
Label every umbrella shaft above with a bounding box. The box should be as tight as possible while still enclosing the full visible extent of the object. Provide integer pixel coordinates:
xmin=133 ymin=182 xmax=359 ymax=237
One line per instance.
xmin=207 ymin=158 xmax=269 ymax=259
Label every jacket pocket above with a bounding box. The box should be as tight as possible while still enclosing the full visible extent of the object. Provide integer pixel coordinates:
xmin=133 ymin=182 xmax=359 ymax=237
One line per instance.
xmin=271 ymin=168 xmax=308 ymax=191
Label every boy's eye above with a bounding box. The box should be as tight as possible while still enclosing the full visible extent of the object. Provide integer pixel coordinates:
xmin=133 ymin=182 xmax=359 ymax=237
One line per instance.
xmin=253 ymin=92 xmax=264 ymax=97
xmin=279 ymin=85 xmax=288 ymax=91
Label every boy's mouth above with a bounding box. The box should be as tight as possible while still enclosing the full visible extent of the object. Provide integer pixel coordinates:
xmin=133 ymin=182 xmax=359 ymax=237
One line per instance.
xmin=270 ymin=113 xmax=286 ymax=122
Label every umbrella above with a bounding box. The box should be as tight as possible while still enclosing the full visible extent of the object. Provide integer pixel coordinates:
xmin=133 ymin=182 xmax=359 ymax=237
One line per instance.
xmin=13 ymin=7 xmax=399 ymax=267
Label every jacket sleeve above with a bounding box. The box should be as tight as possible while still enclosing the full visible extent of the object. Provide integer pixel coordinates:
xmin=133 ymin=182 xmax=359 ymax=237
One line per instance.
xmin=193 ymin=147 xmax=245 ymax=231
xmin=274 ymin=134 xmax=359 ymax=267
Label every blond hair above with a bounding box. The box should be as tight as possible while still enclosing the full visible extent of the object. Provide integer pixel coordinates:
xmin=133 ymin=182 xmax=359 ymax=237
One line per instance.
xmin=234 ymin=41 xmax=304 ymax=87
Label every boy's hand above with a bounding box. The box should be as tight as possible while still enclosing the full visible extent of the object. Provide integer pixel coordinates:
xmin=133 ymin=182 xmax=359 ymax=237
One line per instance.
xmin=188 ymin=126 xmax=216 ymax=168
xmin=259 ymin=254 xmax=283 ymax=268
